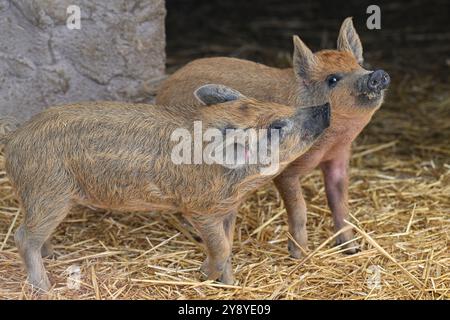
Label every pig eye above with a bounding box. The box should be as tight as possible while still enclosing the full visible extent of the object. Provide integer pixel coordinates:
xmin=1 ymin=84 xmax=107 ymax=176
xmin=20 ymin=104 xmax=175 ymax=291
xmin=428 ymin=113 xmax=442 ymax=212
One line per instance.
xmin=269 ymin=119 xmax=292 ymax=138
xmin=220 ymin=124 xmax=237 ymax=135
xmin=270 ymin=120 xmax=287 ymax=132
xmin=326 ymin=74 xmax=341 ymax=88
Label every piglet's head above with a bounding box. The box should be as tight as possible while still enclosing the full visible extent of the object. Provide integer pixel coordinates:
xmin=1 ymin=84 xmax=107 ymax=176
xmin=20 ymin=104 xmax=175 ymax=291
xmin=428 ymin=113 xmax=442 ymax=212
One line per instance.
xmin=292 ymin=17 xmax=390 ymax=121
xmin=194 ymin=84 xmax=330 ymax=174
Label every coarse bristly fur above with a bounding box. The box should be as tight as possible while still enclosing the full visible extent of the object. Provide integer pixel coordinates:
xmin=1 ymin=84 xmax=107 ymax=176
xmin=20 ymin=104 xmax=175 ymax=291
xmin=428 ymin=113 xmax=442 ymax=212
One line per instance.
xmin=156 ymin=17 xmax=391 ymax=258
xmin=0 ymin=85 xmax=330 ymax=291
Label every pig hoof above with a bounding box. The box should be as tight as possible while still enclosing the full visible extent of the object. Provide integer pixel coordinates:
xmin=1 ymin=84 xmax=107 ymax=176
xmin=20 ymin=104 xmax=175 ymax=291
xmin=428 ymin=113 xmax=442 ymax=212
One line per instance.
xmin=200 ymin=258 xmax=209 ymax=275
xmin=288 ymin=240 xmax=306 ymax=259
xmin=342 ymin=244 xmax=360 ymax=254
xmin=219 ymin=260 xmax=234 ymax=285
xmin=200 ymin=259 xmax=230 ymax=283
xmin=29 ymin=276 xmax=52 ymax=292
xmin=200 ymin=259 xmax=221 ymax=280
xmin=336 ymin=238 xmax=360 ymax=254
xmin=220 ymin=272 xmax=235 ymax=285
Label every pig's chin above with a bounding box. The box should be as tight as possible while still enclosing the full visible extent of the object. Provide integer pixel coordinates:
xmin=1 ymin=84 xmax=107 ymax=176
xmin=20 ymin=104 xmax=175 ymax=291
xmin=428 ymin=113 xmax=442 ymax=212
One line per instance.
xmin=357 ymin=90 xmax=385 ymax=107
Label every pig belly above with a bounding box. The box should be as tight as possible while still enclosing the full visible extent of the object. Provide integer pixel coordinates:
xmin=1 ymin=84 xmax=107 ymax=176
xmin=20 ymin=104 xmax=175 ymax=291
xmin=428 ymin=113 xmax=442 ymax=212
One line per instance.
xmin=75 ymin=196 xmax=179 ymax=213
xmin=73 ymin=177 xmax=180 ymax=213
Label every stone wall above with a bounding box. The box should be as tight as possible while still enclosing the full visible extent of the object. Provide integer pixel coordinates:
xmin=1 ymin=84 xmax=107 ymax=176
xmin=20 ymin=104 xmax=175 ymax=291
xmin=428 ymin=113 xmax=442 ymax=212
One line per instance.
xmin=0 ymin=0 xmax=166 ymax=123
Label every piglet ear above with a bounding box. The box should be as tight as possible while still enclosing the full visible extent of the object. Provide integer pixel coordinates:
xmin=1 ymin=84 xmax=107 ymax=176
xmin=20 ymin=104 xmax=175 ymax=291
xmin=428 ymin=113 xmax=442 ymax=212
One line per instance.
xmin=337 ymin=17 xmax=364 ymax=64
xmin=194 ymin=84 xmax=245 ymax=106
xmin=292 ymin=35 xmax=318 ymax=80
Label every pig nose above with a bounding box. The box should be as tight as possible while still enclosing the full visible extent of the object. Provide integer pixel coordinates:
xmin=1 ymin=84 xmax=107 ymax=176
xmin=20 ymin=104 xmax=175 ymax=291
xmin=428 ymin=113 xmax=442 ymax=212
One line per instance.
xmin=367 ymin=69 xmax=390 ymax=91
xmin=300 ymin=103 xmax=331 ymax=140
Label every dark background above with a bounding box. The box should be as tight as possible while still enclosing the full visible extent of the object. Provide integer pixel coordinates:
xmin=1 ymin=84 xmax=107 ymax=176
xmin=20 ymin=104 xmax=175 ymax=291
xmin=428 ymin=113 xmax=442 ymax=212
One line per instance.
xmin=165 ymin=0 xmax=450 ymax=80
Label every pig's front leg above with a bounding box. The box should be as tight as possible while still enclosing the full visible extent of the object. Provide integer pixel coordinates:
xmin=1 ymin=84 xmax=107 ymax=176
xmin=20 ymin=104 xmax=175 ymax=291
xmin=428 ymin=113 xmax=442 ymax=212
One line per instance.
xmin=188 ymin=213 xmax=233 ymax=284
xmin=199 ymin=211 xmax=236 ymax=284
xmin=274 ymin=173 xmax=308 ymax=259
xmin=220 ymin=209 xmax=237 ymax=284
xmin=320 ymin=150 xmax=359 ymax=253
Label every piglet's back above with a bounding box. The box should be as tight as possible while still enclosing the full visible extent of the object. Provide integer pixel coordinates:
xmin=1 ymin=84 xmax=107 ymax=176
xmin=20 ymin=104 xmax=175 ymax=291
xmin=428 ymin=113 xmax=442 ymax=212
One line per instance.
xmin=3 ymin=102 xmax=185 ymax=190
xmin=156 ymin=57 xmax=293 ymax=107
xmin=5 ymin=102 xmax=183 ymax=153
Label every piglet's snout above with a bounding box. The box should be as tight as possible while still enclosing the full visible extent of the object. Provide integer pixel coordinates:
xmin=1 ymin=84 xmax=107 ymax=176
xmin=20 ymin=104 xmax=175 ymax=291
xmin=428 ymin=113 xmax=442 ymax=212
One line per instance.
xmin=367 ymin=69 xmax=390 ymax=92
xmin=299 ymin=103 xmax=330 ymax=140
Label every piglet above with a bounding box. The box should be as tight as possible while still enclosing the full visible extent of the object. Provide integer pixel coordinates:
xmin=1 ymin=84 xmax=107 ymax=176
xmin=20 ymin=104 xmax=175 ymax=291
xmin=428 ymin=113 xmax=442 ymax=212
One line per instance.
xmin=1 ymin=84 xmax=330 ymax=290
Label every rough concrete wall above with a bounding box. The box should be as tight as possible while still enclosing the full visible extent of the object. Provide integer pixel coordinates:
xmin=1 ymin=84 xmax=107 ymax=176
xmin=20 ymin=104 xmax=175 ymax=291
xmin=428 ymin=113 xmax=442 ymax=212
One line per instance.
xmin=0 ymin=0 xmax=166 ymax=123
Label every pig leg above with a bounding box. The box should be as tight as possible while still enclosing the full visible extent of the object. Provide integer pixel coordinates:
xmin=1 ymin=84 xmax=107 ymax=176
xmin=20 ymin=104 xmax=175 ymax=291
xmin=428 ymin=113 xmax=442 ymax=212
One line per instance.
xmin=320 ymin=153 xmax=359 ymax=253
xmin=189 ymin=214 xmax=232 ymax=284
xmin=199 ymin=211 xmax=236 ymax=284
xmin=15 ymin=196 xmax=72 ymax=291
xmin=221 ymin=210 xmax=237 ymax=284
xmin=274 ymin=173 xmax=308 ymax=259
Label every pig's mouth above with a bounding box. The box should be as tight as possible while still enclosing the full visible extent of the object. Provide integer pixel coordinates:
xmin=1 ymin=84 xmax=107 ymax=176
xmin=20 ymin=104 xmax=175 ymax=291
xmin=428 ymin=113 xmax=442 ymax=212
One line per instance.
xmin=358 ymin=89 xmax=385 ymax=105
xmin=362 ymin=91 xmax=381 ymax=100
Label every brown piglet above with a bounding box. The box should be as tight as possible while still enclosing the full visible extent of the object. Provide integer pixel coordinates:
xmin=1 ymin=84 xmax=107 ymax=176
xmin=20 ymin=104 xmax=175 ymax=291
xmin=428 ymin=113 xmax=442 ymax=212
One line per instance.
xmin=156 ymin=17 xmax=390 ymax=257
xmin=1 ymin=84 xmax=330 ymax=290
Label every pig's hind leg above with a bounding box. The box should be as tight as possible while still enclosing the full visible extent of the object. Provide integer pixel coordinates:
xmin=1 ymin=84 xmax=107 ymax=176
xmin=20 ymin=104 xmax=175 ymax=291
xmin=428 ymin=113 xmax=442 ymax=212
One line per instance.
xmin=15 ymin=193 xmax=73 ymax=291
xmin=188 ymin=214 xmax=232 ymax=284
